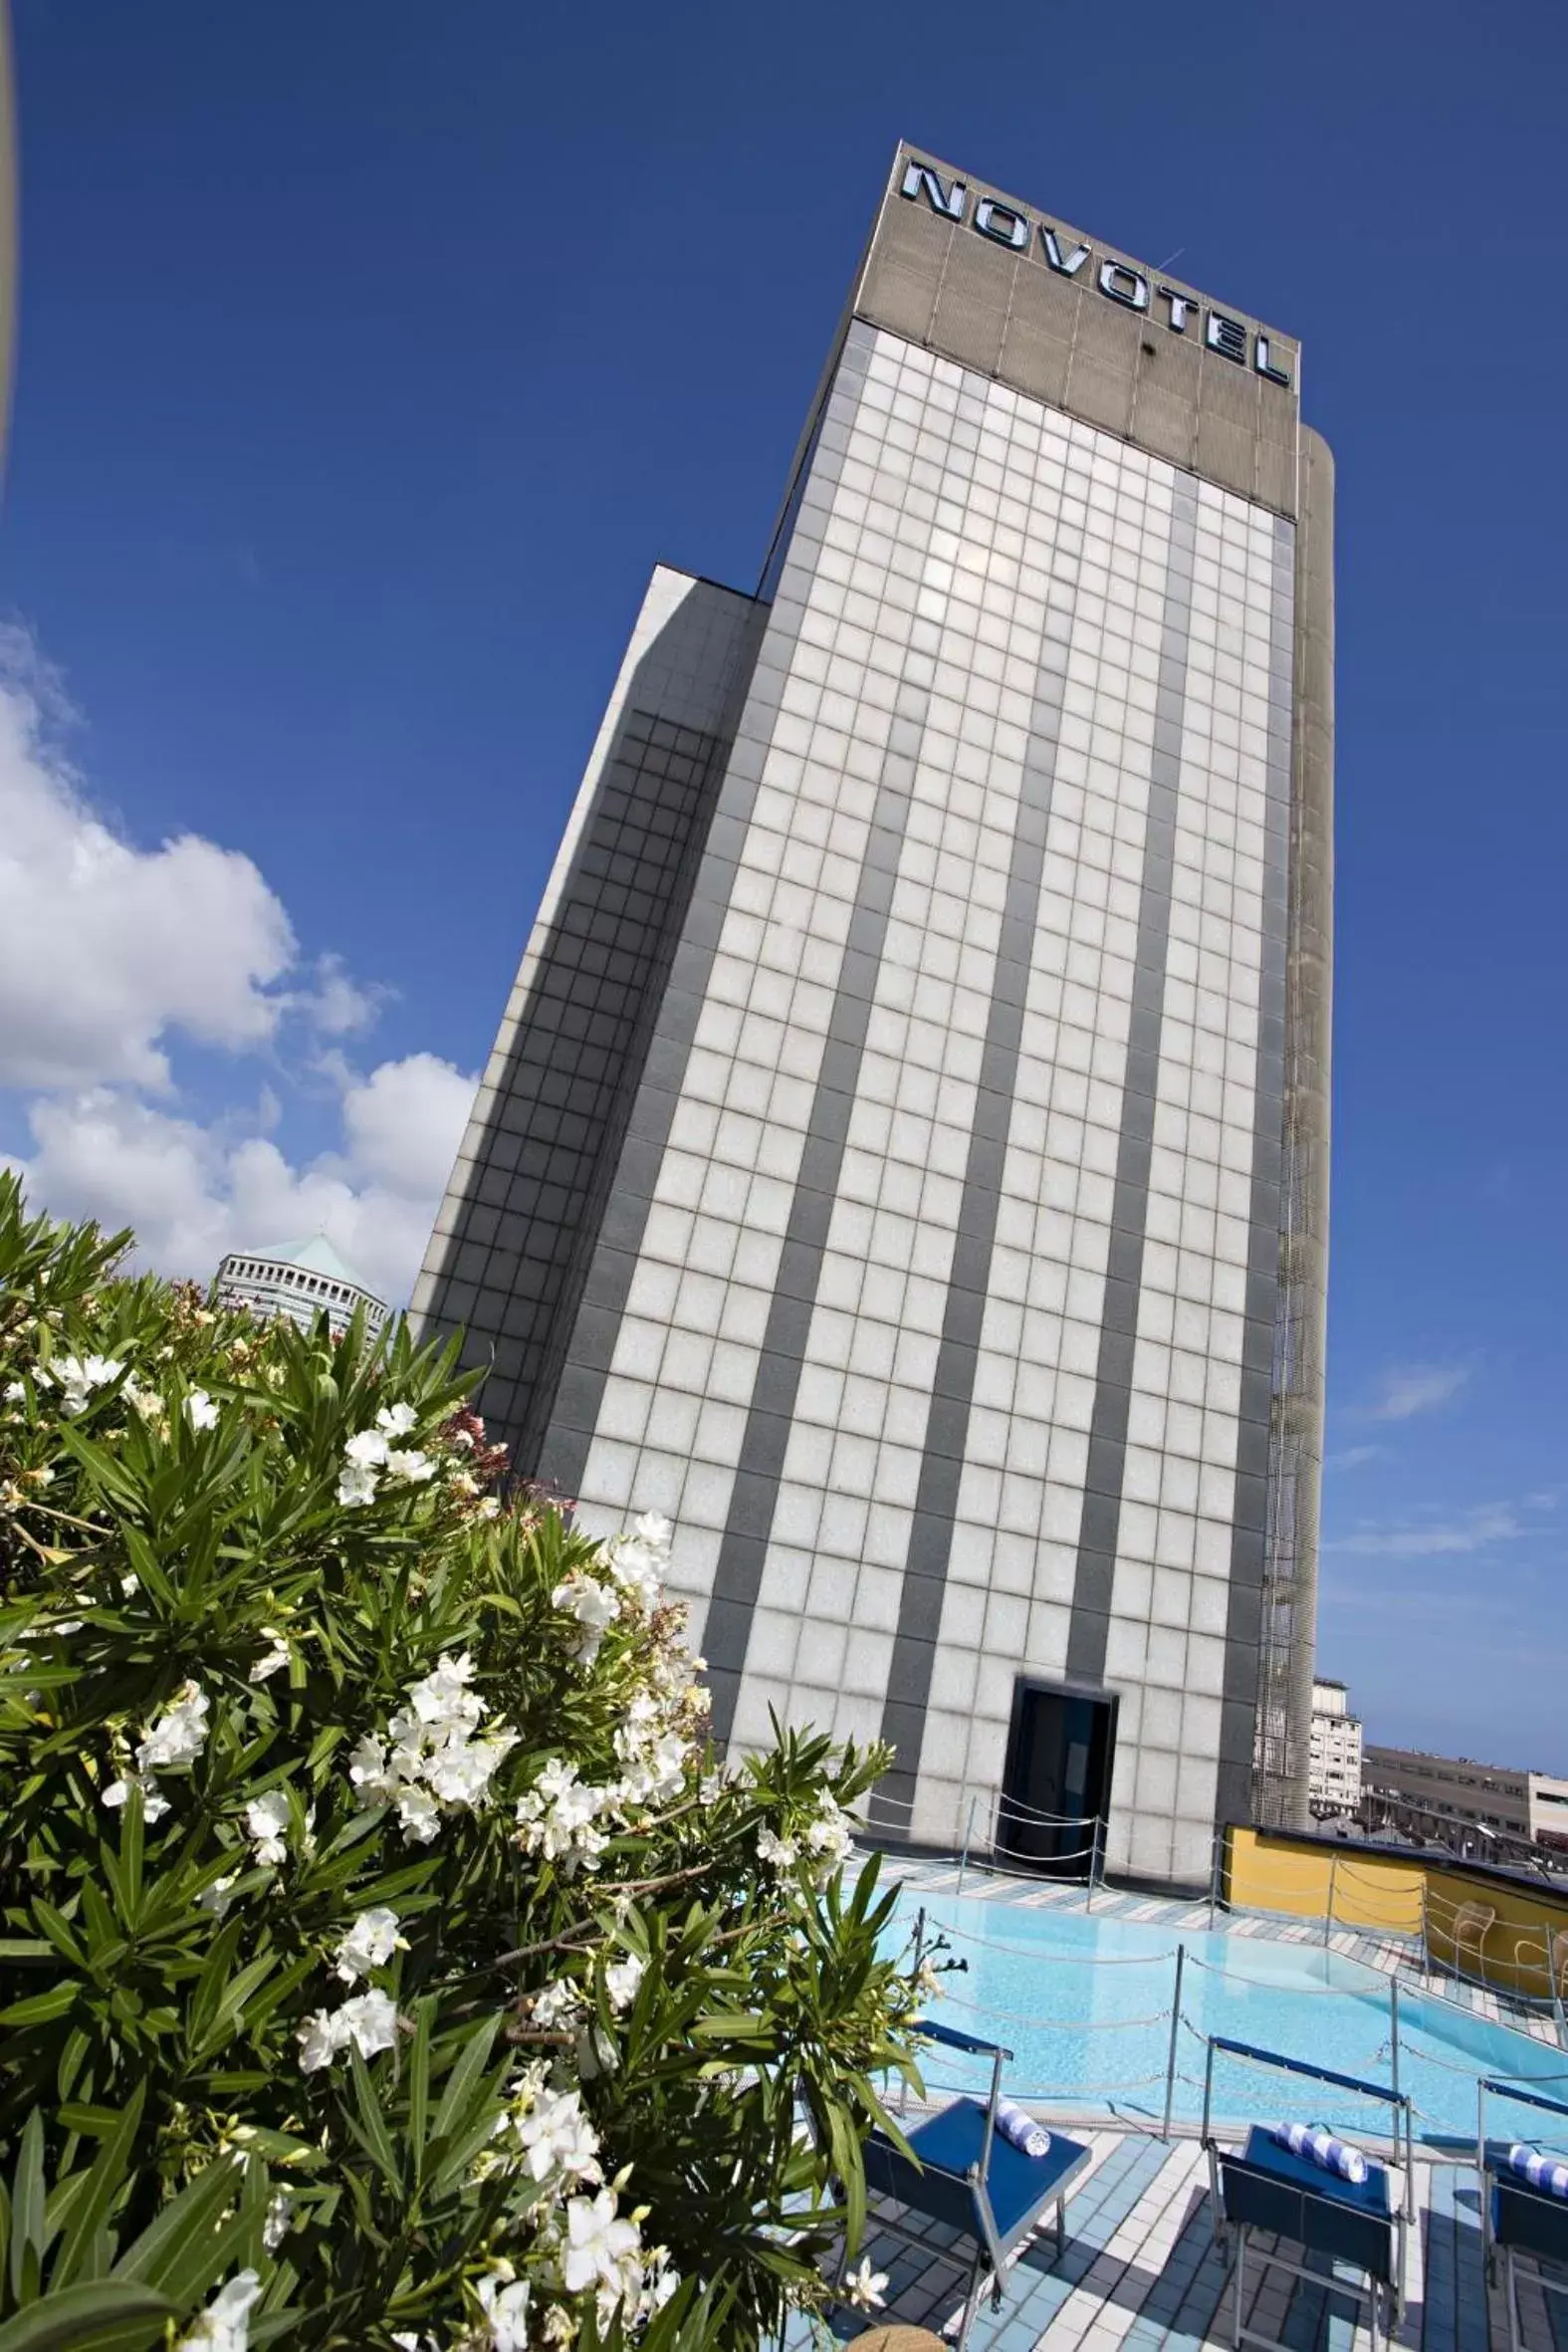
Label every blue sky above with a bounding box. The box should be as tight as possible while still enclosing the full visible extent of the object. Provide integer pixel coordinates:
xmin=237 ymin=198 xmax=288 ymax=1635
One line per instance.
xmin=1 ymin=0 xmax=1564 ymax=1768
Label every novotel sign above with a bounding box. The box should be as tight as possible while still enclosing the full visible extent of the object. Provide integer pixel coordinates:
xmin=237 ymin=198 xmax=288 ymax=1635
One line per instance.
xmin=899 ymin=161 xmax=1293 ymax=392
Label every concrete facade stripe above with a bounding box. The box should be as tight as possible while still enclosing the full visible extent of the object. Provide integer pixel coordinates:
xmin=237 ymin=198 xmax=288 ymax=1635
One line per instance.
xmin=535 ymin=331 xmax=875 ymax=1503
xmin=704 ymin=678 xmax=934 ymax=1747
xmin=870 ymin=646 xmax=1073 ymax=1817
xmin=1062 ymin=478 xmax=1201 ymax=1686
xmin=1215 ymin=513 xmax=1298 ymax=1827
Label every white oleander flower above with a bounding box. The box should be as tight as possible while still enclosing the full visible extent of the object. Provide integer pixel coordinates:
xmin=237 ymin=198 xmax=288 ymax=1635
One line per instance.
xmin=245 ymin=1789 xmax=292 ymax=1867
xmin=843 ymin=2256 xmax=888 ymax=2311
xmin=195 ymin=1873 xmax=237 ymax=1918
xmin=337 ymin=1988 xmax=399 ymax=2058
xmin=297 ymin=1989 xmax=398 ymax=2071
xmin=342 ymin=1428 xmax=389 ymax=1470
xmin=119 ymin=1571 xmax=139 ymax=1597
xmin=176 ymin=2269 xmax=263 ymax=2351
xmin=638 ymin=2249 xmax=680 ymax=2320
xmin=262 ymin=2189 xmax=295 ymax=2251
xmin=44 ymin=1354 xmax=124 ymax=1416
xmin=512 ymin=2083 xmax=601 ymax=2186
xmin=375 ymin=1401 xmax=418 ymax=1438
xmin=3 ymin=1380 xmax=23 ymax=1403
xmin=806 ymin=1809 xmax=854 ymax=1869
xmin=137 ymin=1681 xmax=210 ymax=1774
xmin=336 ymin=1460 xmax=378 ymax=1508
xmin=347 ymin=1732 xmax=396 ymax=1804
xmin=528 ymin=1977 xmax=585 ymax=2030
xmin=249 ymin=1630 xmax=290 ymax=1683
xmin=103 ymin=1772 xmax=169 ymax=1823
xmin=393 ymin=1781 xmax=441 ymax=1843
xmin=515 ymin=1760 xmax=615 ymax=1872
xmin=424 ymin=1727 xmax=518 ymax=1806
xmin=616 ymin=1728 xmax=689 ymax=1806
xmin=297 ymin=2008 xmax=342 ymax=2073
xmin=604 ymin=1954 xmax=645 ymax=2013
xmin=551 ymin=1571 xmax=620 ymax=1664
xmin=184 ymin=1388 xmax=220 ymax=1432
xmin=382 ymin=1446 xmax=435 ymax=1485
xmin=476 ymin=1495 xmax=501 ymax=1520
xmin=561 ymin=2189 xmax=644 ymax=2306
xmin=475 ymin=2264 xmax=532 ymax=2352
xmin=757 ymin=1826 xmax=798 ymax=1870
xmin=334 ymin=1906 xmax=405 ymax=1984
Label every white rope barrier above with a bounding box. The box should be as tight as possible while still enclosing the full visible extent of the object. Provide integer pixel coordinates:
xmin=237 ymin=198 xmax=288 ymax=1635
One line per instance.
xmin=939 ymin=1986 xmax=1171 ymax=2031
xmin=920 ymin=2068 xmax=1168 ymax=2101
xmin=926 ymin=1913 xmax=1178 ymax=1964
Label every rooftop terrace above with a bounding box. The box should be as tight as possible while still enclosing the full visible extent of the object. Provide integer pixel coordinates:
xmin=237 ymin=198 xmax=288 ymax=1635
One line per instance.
xmin=781 ymin=1859 xmax=1567 ymax=2352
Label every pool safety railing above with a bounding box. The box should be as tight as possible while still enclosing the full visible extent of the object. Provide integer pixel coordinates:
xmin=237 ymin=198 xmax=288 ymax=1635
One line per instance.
xmin=860 ymin=1779 xmax=1108 ymax=1901
xmin=1223 ymin=1834 xmax=1568 ymax=2040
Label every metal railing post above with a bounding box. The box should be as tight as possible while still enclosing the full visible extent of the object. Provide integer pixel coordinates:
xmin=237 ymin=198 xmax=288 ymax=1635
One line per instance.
xmin=1163 ymin=1943 xmax=1187 ymax=2140
xmin=1552 ymin=1940 xmax=1567 ymax=2053
xmin=1323 ymin=1853 xmax=1337 ymax=1950
xmin=1210 ymin=1827 xmax=1224 ymax=1931
xmin=958 ymin=1791 xmax=977 ymax=1897
xmin=1389 ymin=1974 xmax=1401 ymax=2106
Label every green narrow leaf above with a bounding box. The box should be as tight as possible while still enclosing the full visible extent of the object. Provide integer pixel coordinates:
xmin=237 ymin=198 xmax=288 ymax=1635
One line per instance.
xmin=430 ymin=2015 xmax=498 ymax=2150
xmin=824 ymin=2101 xmax=866 ymax=2256
xmin=28 ymin=1905 xmax=85 ymax=1971
xmin=9 ymin=2111 xmax=46 ymax=2304
xmin=346 ymin=2047 xmax=401 ymax=2193
xmin=406 ymin=1999 xmax=432 ymax=2188
xmin=112 ymin=2157 xmax=241 ymax=2294
xmin=53 ymin=2088 xmax=146 ymax=2291
xmin=0 ymin=1983 xmax=79 ymax=2028
xmin=0 ymin=2277 xmax=173 ymax=2352
xmin=118 ymin=1787 xmax=143 ymax=1923
xmin=185 ymin=1918 xmax=244 ymax=2053
xmin=191 ymin=1952 xmax=281 ymax=2061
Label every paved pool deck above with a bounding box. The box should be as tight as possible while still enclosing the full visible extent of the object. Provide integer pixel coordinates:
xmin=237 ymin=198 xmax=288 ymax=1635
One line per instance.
xmin=779 ymin=1855 xmax=1567 ymax=2352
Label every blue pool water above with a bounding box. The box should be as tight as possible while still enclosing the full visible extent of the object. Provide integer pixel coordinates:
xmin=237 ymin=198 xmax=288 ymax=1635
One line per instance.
xmin=892 ymin=1889 xmax=1568 ymax=2147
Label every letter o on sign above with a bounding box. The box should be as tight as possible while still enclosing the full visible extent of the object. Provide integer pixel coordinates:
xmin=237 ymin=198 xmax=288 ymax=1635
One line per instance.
xmin=1097 ymin=259 xmax=1150 ymax=311
xmin=975 ymin=198 xmax=1029 ymax=250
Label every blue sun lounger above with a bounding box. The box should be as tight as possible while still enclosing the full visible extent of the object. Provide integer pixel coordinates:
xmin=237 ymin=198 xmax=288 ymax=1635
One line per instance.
xmin=1201 ymin=2036 xmax=1414 ymax=2352
xmin=1477 ymin=2075 xmax=1568 ymax=2352
xmin=853 ymin=2017 xmax=1092 ymax=2351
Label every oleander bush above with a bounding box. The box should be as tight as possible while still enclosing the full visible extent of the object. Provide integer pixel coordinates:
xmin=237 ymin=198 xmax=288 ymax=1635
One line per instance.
xmin=0 ymin=1172 xmax=926 ymax=2351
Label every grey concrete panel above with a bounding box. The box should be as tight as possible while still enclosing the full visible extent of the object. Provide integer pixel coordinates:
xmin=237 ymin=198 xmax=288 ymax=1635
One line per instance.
xmin=1063 ymin=479 xmax=1200 ymax=1686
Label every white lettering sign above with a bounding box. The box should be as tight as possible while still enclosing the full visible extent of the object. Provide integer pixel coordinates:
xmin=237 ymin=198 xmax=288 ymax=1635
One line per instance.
xmin=898 ymin=159 xmax=1292 ymax=390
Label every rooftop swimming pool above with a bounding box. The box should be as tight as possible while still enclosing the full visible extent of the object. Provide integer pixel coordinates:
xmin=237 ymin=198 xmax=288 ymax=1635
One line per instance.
xmin=892 ymin=1887 xmax=1568 ymax=2147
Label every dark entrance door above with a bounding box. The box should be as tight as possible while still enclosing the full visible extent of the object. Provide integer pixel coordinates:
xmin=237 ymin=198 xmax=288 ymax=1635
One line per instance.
xmin=999 ymin=1679 xmax=1118 ymax=1878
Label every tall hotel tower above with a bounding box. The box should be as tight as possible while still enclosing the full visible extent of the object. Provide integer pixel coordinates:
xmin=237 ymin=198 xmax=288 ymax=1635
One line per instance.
xmin=415 ymin=147 xmax=1332 ymax=1888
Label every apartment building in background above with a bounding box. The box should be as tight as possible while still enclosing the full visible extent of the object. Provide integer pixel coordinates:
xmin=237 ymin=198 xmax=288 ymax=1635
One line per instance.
xmin=1308 ymin=1677 xmax=1362 ymax=1814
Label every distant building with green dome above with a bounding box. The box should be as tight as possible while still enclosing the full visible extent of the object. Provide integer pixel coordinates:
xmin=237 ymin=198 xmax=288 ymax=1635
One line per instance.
xmin=215 ymin=1236 xmax=387 ymax=1340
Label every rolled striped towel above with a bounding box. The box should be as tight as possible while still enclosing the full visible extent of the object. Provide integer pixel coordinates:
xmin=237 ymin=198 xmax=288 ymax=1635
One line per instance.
xmin=1507 ymin=2143 xmax=1568 ymax=2200
xmin=995 ymin=2096 xmax=1050 ymax=2158
xmin=1274 ymin=2122 xmax=1368 ymax=2185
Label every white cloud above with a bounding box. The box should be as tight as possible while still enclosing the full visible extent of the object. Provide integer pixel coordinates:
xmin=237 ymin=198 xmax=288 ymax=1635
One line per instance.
xmin=1328 ymin=1502 xmax=1531 ymax=1558
xmin=9 ymin=1054 xmax=476 ymax=1308
xmin=0 ymin=633 xmax=477 ymax=1309
xmin=1370 ymin=1361 xmax=1471 ymax=1421
xmin=1325 ymin=1444 xmax=1382 ymax=1472
xmin=0 ymin=644 xmax=302 ymax=1090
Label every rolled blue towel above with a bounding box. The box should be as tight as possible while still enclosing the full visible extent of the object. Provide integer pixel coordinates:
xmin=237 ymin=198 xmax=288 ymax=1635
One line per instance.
xmin=1507 ymin=2143 xmax=1568 ymax=2200
xmin=1274 ymin=2122 xmax=1368 ymax=2185
xmin=995 ymin=2095 xmax=1049 ymax=2158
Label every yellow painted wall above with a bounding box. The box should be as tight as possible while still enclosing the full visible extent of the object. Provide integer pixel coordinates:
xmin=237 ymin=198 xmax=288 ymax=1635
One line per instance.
xmin=1226 ymin=1827 xmax=1568 ymax=2001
